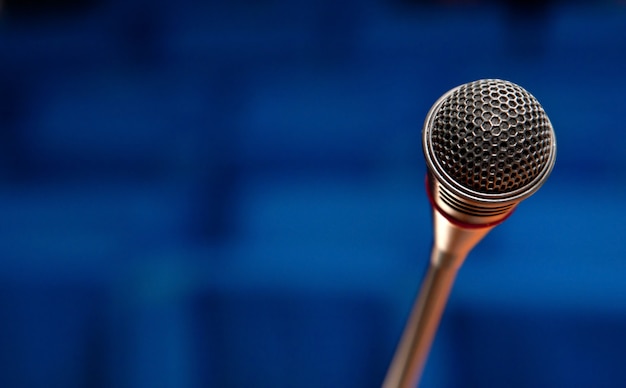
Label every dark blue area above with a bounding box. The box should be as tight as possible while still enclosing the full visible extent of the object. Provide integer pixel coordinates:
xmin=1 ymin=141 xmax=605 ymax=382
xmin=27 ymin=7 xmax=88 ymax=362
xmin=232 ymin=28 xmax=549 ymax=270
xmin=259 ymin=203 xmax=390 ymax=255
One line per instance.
xmin=0 ymin=0 xmax=624 ymax=386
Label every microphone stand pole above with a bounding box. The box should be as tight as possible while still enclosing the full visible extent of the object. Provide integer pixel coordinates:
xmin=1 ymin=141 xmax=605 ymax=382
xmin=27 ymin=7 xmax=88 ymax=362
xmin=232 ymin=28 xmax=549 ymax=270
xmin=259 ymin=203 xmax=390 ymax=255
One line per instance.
xmin=382 ymin=210 xmax=493 ymax=388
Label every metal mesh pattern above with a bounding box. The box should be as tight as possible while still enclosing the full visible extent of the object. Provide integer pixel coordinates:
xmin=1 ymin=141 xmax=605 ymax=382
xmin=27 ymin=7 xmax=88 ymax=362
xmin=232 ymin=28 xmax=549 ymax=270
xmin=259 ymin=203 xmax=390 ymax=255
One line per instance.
xmin=430 ymin=79 xmax=553 ymax=194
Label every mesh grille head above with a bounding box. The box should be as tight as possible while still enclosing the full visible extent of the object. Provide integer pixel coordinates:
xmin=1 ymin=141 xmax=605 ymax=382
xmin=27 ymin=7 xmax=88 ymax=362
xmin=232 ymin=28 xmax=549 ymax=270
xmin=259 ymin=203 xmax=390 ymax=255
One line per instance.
xmin=426 ymin=79 xmax=554 ymax=196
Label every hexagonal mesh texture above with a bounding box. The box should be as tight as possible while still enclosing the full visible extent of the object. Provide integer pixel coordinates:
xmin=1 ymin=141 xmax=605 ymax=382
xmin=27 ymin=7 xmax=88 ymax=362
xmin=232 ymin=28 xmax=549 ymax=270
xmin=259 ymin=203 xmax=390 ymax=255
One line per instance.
xmin=430 ymin=79 xmax=553 ymax=194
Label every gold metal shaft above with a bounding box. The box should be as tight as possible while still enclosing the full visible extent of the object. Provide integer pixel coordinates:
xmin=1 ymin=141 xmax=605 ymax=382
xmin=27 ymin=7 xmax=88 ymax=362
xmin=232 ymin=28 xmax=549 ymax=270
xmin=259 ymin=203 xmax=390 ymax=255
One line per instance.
xmin=382 ymin=250 xmax=459 ymax=388
xmin=383 ymin=210 xmax=495 ymax=388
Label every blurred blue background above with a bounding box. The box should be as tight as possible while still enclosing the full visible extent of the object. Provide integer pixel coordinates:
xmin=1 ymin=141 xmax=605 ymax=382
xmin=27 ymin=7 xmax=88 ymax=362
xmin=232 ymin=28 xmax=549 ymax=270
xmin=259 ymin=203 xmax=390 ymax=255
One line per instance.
xmin=0 ymin=0 xmax=625 ymax=387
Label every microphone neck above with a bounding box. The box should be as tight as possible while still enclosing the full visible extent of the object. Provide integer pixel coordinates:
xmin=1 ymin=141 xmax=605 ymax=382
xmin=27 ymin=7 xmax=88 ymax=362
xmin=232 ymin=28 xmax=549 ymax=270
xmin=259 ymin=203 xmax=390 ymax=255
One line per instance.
xmin=431 ymin=209 xmax=494 ymax=268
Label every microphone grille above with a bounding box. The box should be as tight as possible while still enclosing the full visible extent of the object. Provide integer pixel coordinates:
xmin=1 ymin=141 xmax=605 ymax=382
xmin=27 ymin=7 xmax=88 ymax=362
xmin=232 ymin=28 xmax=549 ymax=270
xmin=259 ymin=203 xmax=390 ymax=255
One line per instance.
xmin=428 ymin=79 xmax=554 ymax=195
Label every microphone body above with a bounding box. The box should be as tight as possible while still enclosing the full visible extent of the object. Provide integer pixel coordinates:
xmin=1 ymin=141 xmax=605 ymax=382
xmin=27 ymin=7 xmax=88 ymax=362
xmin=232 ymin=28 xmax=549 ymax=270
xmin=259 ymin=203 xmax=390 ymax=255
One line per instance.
xmin=383 ymin=79 xmax=556 ymax=388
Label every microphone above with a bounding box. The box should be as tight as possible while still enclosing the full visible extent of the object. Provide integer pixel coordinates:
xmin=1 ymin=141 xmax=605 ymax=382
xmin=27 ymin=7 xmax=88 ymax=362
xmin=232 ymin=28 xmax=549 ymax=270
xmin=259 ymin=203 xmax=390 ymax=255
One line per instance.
xmin=383 ymin=79 xmax=556 ymax=388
